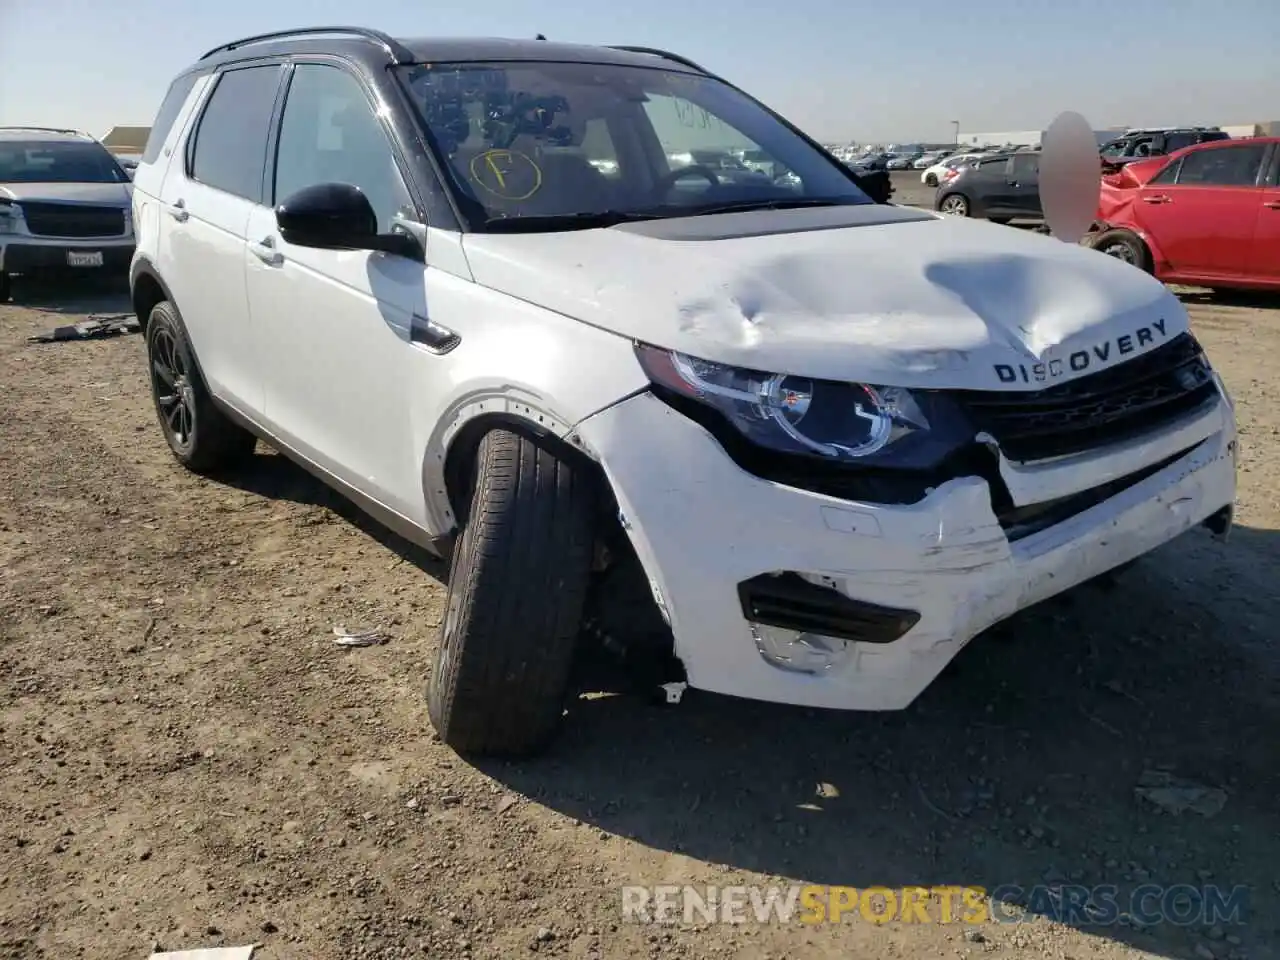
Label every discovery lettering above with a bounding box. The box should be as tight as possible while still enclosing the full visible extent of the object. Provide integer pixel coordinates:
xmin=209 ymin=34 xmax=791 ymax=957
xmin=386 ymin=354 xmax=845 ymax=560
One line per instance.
xmin=994 ymin=318 xmax=1168 ymax=384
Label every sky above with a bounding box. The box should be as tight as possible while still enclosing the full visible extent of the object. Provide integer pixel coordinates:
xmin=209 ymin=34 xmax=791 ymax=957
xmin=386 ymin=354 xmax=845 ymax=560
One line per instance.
xmin=1 ymin=0 xmax=1278 ymax=143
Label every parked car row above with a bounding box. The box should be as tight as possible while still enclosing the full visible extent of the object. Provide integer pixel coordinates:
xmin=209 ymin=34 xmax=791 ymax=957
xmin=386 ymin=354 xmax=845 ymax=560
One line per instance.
xmin=924 ymin=132 xmax=1280 ymax=294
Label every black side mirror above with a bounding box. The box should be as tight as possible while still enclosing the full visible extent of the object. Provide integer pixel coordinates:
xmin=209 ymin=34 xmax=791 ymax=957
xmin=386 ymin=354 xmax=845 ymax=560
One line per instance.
xmin=275 ymin=182 xmax=419 ymax=257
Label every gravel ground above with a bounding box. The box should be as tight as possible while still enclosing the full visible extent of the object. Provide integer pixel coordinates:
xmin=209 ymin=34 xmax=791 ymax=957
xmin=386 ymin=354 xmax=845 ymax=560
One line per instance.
xmin=0 ymin=275 xmax=1277 ymax=960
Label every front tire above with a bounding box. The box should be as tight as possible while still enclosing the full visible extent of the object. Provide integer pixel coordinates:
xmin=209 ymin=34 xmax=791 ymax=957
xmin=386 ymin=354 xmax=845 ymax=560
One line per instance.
xmin=925 ymin=173 xmax=938 ymax=187
xmin=146 ymin=300 xmax=256 ymax=474
xmin=428 ymin=428 xmax=596 ymax=757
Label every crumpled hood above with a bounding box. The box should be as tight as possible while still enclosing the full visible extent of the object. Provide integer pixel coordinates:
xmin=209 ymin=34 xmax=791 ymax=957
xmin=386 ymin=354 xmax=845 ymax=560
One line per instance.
xmin=461 ymin=204 xmax=1189 ymax=390
xmin=0 ymin=181 xmax=132 ymax=206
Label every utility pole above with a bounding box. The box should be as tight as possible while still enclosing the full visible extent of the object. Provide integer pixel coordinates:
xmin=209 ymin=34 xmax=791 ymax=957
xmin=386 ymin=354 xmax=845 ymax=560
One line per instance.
xmin=951 ymin=120 xmax=960 ymax=146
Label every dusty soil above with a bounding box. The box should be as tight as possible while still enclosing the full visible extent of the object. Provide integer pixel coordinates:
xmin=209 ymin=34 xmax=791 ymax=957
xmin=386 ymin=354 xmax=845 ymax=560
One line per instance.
xmin=0 ymin=279 xmax=1277 ymax=960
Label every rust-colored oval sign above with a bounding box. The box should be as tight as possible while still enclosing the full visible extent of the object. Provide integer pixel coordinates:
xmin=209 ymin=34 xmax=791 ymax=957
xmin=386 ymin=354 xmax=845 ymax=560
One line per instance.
xmin=1040 ymin=111 xmax=1102 ymax=244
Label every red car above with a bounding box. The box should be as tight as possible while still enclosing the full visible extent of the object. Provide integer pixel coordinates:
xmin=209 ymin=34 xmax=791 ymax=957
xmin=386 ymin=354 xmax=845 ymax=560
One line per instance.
xmin=1088 ymin=137 xmax=1280 ymax=292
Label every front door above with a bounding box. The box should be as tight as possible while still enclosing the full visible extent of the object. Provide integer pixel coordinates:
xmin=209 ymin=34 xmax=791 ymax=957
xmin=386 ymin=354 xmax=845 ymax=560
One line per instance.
xmin=245 ymin=61 xmax=431 ymax=522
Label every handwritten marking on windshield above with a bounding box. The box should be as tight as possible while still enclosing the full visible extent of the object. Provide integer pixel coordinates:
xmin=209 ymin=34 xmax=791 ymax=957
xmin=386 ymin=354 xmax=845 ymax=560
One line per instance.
xmin=469 ymin=149 xmax=543 ymax=201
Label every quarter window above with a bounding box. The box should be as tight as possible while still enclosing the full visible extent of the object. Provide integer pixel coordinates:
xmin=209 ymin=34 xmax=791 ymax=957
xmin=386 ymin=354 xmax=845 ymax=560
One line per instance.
xmin=1174 ymin=144 xmax=1267 ymax=187
xmin=273 ymin=64 xmax=413 ymax=232
xmin=142 ymin=73 xmax=198 ymax=165
xmin=188 ymin=65 xmax=281 ymax=201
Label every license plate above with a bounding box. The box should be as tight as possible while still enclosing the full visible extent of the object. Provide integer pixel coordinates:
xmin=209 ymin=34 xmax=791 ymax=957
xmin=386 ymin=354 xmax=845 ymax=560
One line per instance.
xmin=67 ymin=251 xmax=104 ymax=267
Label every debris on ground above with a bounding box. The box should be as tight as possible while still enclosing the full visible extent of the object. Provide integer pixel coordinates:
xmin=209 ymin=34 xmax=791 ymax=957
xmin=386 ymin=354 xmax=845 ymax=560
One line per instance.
xmin=1134 ymin=770 xmax=1228 ymax=817
xmin=331 ymin=624 xmax=390 ymax=647
xmin=27 ymin=314 xmax=140 ymax=343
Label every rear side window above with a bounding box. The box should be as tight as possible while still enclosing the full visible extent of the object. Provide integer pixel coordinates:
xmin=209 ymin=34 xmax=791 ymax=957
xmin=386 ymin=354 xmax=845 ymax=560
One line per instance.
xmin=141 ymin=73 xmax=199 ymax=164
xmin=1175 ymin=144 xmax=1267 ymax=187
xmin=188 ymin=65 xmax=282 ymax=201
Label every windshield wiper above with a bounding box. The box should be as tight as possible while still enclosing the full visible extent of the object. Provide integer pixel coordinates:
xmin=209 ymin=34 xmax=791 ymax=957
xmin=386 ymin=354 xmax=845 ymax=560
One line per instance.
xmin=679 ymin=197 xmax=859 ymax=217
xmin=481 ymin=210 xmax=659 ymax=232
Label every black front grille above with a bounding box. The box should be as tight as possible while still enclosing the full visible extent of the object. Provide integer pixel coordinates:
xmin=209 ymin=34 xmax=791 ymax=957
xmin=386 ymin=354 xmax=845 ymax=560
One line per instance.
xmin=738 ymin=573 xmax=920 ymax=644
xmin=956 ymin=334 xmax=1218 ymax=462
xmin=20 ymin=201 xmax=124 ymax=238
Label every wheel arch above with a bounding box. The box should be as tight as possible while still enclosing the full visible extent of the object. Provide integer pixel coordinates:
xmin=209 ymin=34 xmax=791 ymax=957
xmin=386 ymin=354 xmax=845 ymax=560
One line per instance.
xmin=422 ymin=388 xmax=636 ymax=541
xmin=129 ymin=259 xmax=214 ymax=387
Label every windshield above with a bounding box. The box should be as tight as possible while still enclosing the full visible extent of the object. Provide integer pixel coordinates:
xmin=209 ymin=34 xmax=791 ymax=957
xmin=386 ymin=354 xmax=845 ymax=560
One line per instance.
xmin=0 ymin=140 xmax=128 ymax=184
xmin=395 ymin=61 xmax=870 ymax=229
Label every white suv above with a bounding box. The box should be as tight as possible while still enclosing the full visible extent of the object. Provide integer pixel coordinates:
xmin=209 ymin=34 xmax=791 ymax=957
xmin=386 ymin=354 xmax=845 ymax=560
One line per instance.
xmin=0 ymin=126 xmax=135 ymax=302
xmin=130 ymin=28 xmax=1237 ymax=757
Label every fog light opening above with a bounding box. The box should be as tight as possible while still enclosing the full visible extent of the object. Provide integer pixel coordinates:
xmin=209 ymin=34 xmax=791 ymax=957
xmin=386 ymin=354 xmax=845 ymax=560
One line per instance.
xmin=751 ymin=623 xmax=853 ymax=675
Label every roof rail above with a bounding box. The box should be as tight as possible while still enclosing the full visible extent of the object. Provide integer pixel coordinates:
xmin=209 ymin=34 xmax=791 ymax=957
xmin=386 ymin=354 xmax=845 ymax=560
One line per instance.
xmin=199 ymin=26 xmax=415 ymax=64
xmin=0 ymin=125 xmax=85 ymax=137
xmin=606 ymin=45 xmax=710 ymax=75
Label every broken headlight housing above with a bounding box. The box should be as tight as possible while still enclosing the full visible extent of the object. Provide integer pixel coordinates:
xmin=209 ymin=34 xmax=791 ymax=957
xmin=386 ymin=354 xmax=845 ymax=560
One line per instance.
xmin=636 ymin=344 xmax=973 ymax=469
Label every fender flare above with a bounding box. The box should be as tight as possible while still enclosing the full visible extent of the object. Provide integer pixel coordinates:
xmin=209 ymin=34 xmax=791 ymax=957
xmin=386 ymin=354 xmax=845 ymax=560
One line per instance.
xmin=419 ymin=387 xmax=584 ymax=537
xmin=129 ymin=257 xmax=212 ymax=387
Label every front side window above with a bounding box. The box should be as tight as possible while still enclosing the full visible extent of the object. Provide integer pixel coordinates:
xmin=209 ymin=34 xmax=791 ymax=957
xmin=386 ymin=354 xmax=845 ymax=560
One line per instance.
xmin=396 ymin=61 xmax=869 ymax=229
xmin=273 ymin=64 xmax=414 ymax=232
xmin=1174 ymin=144 xmax=1267 ymax=187
xmin=0 ymin=140 xmax=128 ymax=184
xmin=189 ymin=65 xmax=281 ymax=201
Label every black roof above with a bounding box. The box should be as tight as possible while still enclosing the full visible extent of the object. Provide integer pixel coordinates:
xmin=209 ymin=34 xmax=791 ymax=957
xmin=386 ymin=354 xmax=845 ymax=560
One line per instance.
xmin=194 ymin=28 xmax=706 ymax=76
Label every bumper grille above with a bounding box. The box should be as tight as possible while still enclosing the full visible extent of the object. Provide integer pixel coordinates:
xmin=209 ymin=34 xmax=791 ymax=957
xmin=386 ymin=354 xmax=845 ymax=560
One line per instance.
xmin=20 ymin=201 xmax=124 ymax=238
xmin=956 ymin=334 xmax=1217 ymax=462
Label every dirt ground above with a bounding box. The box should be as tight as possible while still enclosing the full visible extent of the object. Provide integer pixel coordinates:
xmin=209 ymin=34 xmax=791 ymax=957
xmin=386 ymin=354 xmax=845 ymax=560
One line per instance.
xmin=0 ymin=276 xmax=1277 ymax=960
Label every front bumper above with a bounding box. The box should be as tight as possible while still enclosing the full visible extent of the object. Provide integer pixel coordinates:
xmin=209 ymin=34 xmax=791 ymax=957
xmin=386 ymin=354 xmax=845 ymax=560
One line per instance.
xmin=573 ymin=385 xmax=1236 ymax=711
xmin=0 ymin=239 xmax=135 ymax=275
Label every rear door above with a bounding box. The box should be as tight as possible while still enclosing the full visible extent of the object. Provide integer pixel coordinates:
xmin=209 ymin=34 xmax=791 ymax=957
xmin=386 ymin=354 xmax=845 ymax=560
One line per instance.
xmin=1006 ymin=152 xmax=1041 ymax=215
xmin=969 ymin=156 xmax=1014 ymax=215
xmin=1132 ymin=142 xmax=1268 ymax=277
xmin=1246 ymin=144 xmax=1280 ymax=283
xmin=156 ymin=63 xmax=284 ymax=411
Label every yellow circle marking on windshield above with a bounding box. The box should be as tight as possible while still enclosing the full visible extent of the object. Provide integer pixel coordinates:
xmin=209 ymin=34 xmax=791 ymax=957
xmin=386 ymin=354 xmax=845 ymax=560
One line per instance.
xmin=469 ymin=149 xmax=543 ymax=201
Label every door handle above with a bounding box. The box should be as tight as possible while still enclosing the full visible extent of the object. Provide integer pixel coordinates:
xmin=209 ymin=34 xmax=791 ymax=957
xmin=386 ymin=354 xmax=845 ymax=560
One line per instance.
xmin=1142 ymin=195 xmax=1171 ymax=204
xmin=1264 ymin=201 xmax=1280 ymax=209
xmin=167 ymin=199 xmax=189 ymax=222
xmin=249 ymin=236 xmax=284 ymax=267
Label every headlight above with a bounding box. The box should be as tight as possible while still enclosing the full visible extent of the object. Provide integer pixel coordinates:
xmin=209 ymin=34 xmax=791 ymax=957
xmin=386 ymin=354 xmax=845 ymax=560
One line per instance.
xmin=635 ymin=344 xmax=973 ymax=469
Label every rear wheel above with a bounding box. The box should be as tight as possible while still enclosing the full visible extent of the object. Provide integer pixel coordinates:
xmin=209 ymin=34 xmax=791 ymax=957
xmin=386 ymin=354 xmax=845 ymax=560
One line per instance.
xmin=428 ymin=428 xmax=596 ymax=757
xmin=146 ymin=301 xmax=256 ymax=474
xmin=1091 ymin=229 xmax=1152 ymax=273
xmin=938 ymin=193 xmax=970 ymax=217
